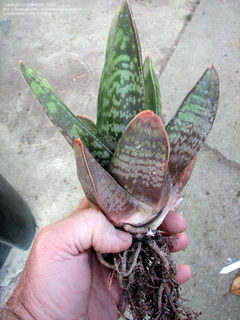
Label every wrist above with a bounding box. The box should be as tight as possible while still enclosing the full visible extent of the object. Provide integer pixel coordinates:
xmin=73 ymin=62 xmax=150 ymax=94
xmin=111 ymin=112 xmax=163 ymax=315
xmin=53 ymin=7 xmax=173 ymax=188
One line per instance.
xmin=0 ymin=271 xmax=48 ymax=320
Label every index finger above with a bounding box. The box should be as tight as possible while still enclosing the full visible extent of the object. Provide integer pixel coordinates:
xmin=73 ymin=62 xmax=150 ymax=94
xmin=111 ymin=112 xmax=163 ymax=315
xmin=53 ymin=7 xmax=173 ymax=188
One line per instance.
xmin=159 ymin=210 xmax=187 ymax=234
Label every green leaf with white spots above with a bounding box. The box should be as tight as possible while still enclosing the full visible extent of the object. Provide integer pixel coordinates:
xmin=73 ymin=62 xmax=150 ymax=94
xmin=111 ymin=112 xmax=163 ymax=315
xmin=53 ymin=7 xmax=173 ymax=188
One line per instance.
xmin=143 ymin=55 xmax=162 ymax=118
xmin=109 ymin=110 xmax=170 ymax=212
xmin=76 ymin=116 xmax=96 ymax=136
xmin=166 ymin=65 xmax=219 ymax=185
xmin=19 ymin=61 xmax=112 ymax=168
xmin=96 ymin=0 xmax=146 ymax=151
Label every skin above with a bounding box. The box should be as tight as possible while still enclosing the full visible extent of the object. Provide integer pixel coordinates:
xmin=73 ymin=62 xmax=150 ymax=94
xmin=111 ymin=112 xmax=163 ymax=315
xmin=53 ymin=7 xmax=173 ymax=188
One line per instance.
xmin=0 ymin=197 xmax=191 ymax=320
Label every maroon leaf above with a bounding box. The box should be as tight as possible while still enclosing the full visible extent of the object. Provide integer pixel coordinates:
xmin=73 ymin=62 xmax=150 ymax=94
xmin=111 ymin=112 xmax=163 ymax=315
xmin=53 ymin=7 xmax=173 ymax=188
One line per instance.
xmin=74 ymin=138 xmax=155 ymax=227
xmin=148 ymin=156 xmax=197 ymax=230
xmin=109 ymin=110 xmax=170 ymax=212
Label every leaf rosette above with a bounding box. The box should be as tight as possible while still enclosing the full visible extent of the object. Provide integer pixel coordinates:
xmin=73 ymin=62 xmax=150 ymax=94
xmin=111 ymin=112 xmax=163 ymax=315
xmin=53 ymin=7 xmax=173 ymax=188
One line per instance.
xmin=19 ymin=0 xmax=219 ymax=233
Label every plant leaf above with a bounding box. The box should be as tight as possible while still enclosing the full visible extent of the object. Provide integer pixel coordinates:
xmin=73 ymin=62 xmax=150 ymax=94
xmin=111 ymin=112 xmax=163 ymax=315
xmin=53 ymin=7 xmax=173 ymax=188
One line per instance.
xmin=96 ymin=0 xmax=145 ymax=151
xmin=19 ymin=61 xmax=112 ymax=168
xmin=109 ymin=110 xmax=170 ymax=212
xmin=148 ymin=156 xmax=197 ymax=230
xmin=76 ymin=116 xmax=96 ymax=136
xmin=166 ymin=65 xmax=219 ymax=185
xmin=229 ymin=275 xmax=240 ymax=296
xmin=74 ymin=138 xmax=154 ymax=227
xmin=143 ymin=55 xmax=162 ymax=118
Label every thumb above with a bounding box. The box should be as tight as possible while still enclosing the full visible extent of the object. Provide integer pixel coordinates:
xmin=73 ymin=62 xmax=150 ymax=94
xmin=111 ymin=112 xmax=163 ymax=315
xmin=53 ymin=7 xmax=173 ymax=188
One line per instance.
xmin=42 ymin=200 xmax=132 ymax=255
xmin=68 ymin=204 xmax=133 ymax=254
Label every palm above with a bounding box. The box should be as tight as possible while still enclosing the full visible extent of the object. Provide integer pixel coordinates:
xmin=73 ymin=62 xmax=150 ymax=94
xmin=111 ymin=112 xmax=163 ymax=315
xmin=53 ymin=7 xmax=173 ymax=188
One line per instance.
xmin=36 ymin=248 xmax=120 ymax=320
xmin=84 ymin=250 xmax=121 ymax=319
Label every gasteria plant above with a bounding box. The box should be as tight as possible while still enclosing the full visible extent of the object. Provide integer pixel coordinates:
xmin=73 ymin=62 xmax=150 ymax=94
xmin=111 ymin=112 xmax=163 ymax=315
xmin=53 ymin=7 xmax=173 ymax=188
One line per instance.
xmin=20 ymin=1 xmax=219 ymax=319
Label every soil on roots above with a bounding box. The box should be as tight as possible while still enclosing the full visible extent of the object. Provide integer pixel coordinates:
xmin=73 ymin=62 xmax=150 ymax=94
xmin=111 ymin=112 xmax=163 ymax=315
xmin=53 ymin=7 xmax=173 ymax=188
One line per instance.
xmin=98 ymin=231 xmax=199 ymax=320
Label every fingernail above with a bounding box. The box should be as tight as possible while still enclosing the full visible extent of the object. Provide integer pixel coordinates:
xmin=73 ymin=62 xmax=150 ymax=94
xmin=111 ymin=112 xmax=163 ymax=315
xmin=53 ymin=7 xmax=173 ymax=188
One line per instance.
xmin=115 ymin=229 xmax=132 ymax=243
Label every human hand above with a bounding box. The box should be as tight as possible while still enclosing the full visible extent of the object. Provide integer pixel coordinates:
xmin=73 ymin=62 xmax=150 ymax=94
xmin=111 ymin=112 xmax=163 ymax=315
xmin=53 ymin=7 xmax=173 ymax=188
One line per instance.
xmin=1 ymin=197 xmax=191 ymax=320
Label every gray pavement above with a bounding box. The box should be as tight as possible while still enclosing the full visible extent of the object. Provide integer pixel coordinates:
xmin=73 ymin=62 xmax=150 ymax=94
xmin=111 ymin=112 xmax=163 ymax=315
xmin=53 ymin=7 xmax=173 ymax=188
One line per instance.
xmin=0 ymin=0 xmax=239 ymax=318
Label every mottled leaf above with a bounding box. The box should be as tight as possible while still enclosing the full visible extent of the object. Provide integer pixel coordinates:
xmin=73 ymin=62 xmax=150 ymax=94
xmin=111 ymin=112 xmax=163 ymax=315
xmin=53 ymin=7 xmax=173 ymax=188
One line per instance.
xmin=143 ymin=55 xmax=162 ymax=118
xmin=148 ymin=156 xmax=197 ymax=230
xmin=109 ymin=110 xmax=170 ymax=212
xmin=166 ymin=65 xmax=219 ymax=185
xmin=76 ymin=115 xmax=96 ymax=136
xmin=19 ymin=61 xmax=112 ymax=168
xmin=74 ymin=138 xmax=154 ymax=227
xmin=96 ymin=0 xmax=145 ymax=151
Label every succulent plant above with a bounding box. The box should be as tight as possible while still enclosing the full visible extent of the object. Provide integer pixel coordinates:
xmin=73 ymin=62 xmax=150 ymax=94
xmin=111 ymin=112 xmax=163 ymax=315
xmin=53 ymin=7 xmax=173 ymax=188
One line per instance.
xmin=19 ymin=0 xmax=219 ymax=236
xmin=20 ymin=0 xmax=219 ymax=318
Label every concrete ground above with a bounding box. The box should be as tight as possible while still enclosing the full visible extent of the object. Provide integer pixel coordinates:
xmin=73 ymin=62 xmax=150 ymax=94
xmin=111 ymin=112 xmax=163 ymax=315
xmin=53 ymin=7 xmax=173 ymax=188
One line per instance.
xmin=0 ymin=0 xmax=239 ymax=318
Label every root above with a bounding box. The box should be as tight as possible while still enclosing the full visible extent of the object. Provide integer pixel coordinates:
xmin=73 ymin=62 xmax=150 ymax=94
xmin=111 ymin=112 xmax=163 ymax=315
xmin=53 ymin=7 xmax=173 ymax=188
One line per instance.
xmin=98 ymin=231 xmax=199 ymax=320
